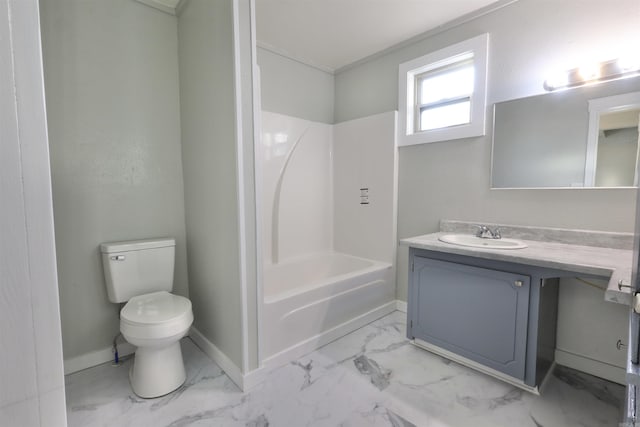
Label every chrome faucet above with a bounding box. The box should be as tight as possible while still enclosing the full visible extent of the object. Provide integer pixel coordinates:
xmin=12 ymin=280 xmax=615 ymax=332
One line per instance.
xmin=475 ymin=225 xmax=501 ymax=239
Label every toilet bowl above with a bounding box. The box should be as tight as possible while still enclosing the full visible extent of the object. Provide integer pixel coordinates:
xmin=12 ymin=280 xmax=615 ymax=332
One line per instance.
xmin=100 ymin=238 xmax=194 ymax=399
xmin=120 ymin=291 xmax=193 ymax=398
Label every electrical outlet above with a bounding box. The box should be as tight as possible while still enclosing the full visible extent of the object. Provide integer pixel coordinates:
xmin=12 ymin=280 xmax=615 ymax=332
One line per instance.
xmin=360 ymin=187 xmax=369 ymax=205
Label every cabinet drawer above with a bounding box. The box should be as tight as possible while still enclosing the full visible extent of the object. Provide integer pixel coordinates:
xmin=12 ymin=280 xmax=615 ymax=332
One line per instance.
xmin=409 ymin=257 xmax=531 ymax=380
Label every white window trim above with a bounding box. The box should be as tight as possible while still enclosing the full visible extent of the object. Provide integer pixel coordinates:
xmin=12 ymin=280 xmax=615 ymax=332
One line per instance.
xmin=398 ymin=33 xmax=489 ymax=146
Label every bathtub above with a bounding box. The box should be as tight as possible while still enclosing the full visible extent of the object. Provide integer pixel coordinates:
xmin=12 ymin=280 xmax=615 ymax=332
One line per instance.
xmin=262 ymin=252 xmax=396 ymax=368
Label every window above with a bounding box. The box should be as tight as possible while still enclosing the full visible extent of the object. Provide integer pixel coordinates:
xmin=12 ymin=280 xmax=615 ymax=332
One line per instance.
xmin=416 ymin=59 xmax=474 ymax=131
xmin=398 ymin=34 xmax=489 ymax=146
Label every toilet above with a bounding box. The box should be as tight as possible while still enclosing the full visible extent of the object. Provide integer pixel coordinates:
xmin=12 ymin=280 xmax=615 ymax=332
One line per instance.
xmin=100 ymin=238 xmax=193 ymax=398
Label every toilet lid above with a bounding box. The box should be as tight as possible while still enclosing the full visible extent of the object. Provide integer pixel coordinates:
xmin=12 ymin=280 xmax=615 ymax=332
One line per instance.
xmin=121 ymin=291 xmax=192 ymax=326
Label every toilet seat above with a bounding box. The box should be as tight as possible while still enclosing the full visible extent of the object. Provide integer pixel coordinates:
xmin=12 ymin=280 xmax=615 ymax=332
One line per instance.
xmin=120 ymin=291 xmax=193 ymax=340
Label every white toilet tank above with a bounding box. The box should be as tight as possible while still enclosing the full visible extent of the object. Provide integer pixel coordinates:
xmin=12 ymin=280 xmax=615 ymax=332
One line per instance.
xmin=100 ymin=238 xmax=176 ymax=303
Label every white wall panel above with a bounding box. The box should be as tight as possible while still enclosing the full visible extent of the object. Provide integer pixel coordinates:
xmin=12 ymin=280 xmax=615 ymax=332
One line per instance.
xmin=1 ymin=0 xmax=66 ymax=424
xmin=260 ymin=112 xmax=333 ymax=264
xmin=333 ymin=111 xmax=397 ymax=264
xmin=0 ymin=0 xmax=39 ymax=404
xmin=0 ymin=399 xmax=40 ymax=427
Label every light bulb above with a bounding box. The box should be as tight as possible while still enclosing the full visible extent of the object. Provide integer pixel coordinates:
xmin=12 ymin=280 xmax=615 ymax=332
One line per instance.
xmin=618 ymin=55 xmax=640 ymax=72
xmin=578 ymin=63 xmax=601 ymax=81
xmin=544 ymin=71 xmax=569 ymax=90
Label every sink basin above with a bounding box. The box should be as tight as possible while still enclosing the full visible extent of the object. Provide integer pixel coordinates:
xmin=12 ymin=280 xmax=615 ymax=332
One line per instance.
xmin=438 ymin=234 xmax=528 ymax=249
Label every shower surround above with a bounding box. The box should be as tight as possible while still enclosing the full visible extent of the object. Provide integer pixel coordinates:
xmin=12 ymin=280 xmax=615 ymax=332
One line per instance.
xmin=259 ymin=111 xmax=399 ymax=367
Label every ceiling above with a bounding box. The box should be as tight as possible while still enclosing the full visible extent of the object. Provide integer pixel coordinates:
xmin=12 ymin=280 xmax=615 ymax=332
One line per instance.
xmin=256 ymin=0 xmax=504 ymax=72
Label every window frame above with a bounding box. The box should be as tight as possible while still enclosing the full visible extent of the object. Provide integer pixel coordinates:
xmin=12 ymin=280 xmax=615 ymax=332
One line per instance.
xmin=398 ymin=34 xmax=489 ymax=146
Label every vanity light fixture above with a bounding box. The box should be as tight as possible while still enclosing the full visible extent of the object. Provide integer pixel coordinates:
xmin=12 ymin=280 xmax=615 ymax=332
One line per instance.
xmin=544 ymin=56 xmax=640 ymax=91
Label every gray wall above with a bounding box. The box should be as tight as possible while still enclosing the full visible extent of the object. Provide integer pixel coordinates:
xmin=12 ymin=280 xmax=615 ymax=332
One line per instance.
xmin=40 ymin=0 xmax=188 ymax=360
xmin=257 ymin=47 xmax=334 ymax=124
xmin=178 ymin=0 xmax=243 ymax=369
xmin=333 ymin=0 xmax=640 ymax=301
xmin=1 ymin=0 xmax=66 ymax=424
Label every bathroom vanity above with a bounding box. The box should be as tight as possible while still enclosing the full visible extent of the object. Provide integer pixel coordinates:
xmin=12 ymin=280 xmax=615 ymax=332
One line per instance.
xmin=402 ymin=221 xmax=633 ymax=393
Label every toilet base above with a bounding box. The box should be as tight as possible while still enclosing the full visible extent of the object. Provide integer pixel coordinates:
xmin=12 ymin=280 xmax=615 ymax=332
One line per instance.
xmin=129 ymin=341 xmax=186 ymax=398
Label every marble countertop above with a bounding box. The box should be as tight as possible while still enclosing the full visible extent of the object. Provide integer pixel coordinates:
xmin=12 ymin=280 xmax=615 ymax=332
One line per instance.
xmin=401 ymin=232 xmax=633 ymax=305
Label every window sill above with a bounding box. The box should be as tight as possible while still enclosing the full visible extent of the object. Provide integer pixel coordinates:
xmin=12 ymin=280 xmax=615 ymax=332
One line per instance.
xmin=398 ymin=121 xmax=486 ymax=146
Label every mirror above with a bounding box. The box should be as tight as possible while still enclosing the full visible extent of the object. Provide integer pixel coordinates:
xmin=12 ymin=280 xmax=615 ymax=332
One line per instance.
xmin=491 ymin=78 xmax=640 ymax=189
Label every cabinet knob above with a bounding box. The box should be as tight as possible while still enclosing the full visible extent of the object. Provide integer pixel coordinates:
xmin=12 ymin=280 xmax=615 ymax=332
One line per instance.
xmin=514 ymin=280 xmax=523 ymax=287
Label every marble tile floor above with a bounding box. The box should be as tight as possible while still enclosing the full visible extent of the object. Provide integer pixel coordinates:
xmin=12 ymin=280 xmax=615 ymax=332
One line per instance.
xmin=65 ymin=311 xmax=625 ymax=427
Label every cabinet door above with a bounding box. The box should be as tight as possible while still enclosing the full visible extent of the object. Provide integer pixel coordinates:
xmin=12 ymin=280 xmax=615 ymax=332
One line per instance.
xmin=410 ymin=257 xmax=531 ymax=380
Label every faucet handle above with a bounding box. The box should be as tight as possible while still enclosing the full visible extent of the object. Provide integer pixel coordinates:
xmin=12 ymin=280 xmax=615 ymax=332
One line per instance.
xmin=474 ymin=224 xmax=490 ymax=238
xmin=491 ymin=227 xmax=502 ymax=239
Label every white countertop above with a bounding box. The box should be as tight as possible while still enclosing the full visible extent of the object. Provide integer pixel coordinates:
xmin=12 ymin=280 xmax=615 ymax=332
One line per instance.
xmin=401 ymin=232 xmax=633 ymax=305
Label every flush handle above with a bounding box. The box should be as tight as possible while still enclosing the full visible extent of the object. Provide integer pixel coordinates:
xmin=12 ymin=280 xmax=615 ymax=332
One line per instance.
xmin=514 ymin=280 xmax=523 ymax=287
xmin=110 ymin=255 xmax=126 ymax=261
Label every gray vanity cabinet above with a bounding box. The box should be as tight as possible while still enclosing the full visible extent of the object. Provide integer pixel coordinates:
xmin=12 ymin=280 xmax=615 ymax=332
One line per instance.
xmin=410 ymin=257 xmax=531 ymax=379
xmin=408 ymin=248 xmax=560 ymax=390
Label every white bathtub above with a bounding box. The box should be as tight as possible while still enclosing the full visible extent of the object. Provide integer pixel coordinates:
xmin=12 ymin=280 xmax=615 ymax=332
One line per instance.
xmin=262 ymin=252 xmax=396 ymax=367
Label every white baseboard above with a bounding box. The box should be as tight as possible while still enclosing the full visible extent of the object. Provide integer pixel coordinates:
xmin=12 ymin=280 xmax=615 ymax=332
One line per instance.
xmin=261 ymin=301 xmax=397 ymax=372
xmin=555 ymin=349 xmax=625 ymax=385
xmin=64 ymin=342 xmax=136 ymax=375
xmin=189 ymin=327 xmax=248 ymax=391
xmin=396 ymin=300 xmax=407 ymax=313
xmin=64 ymin=330 xmax=263 ymax=392
xmin=241 ymin=365 xmax=267 ymax=391
xmin=189 ymin=328 xmax=268 ymax=392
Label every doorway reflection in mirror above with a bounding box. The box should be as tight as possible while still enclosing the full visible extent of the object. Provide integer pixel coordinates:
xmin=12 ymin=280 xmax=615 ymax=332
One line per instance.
xmin=594 ymin=109 xmax=640 ymax=187
xmin=584 ymin=91 xmax=640 ymax=187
